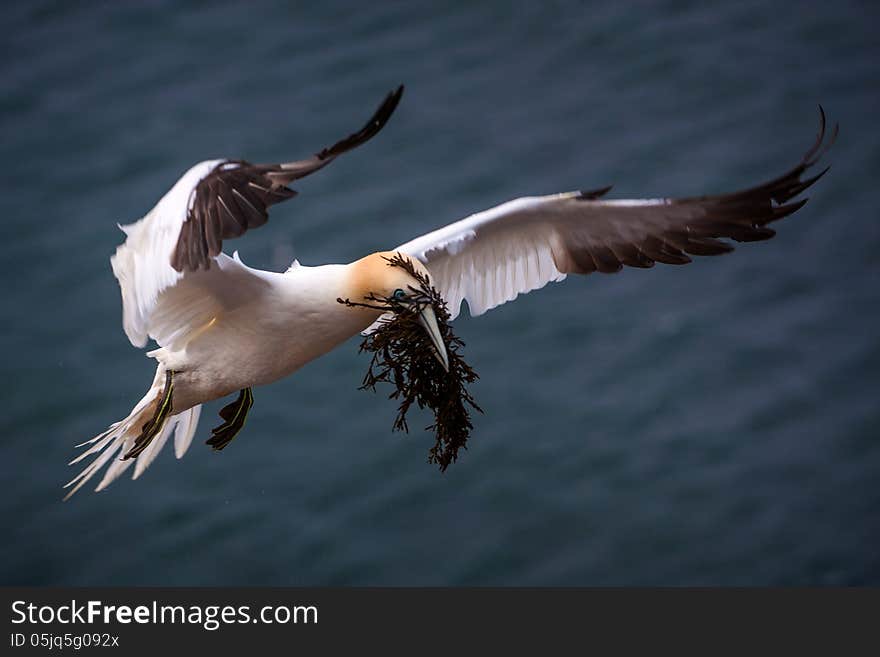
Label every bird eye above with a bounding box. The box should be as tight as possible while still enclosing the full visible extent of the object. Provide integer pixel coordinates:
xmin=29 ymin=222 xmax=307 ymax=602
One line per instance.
xmin=393 ymin=288 xmax=407 ymax=301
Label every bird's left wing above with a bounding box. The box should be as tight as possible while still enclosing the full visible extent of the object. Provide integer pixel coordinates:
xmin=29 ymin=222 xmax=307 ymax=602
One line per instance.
xmin=396 ymin=109 xmax=836 ymax=320
xmin=172 ymin=85 xmax=404 ymax=272
xmin=112 ymin=86 xmax=403 ymax=348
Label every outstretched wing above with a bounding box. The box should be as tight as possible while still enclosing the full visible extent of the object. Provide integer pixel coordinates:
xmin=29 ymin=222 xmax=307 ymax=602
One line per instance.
xmin=397 ymin=108 xmax=837 ymax=319
xmin=112 ymin=86 xmax=403 ymax=348
xmin=173 ymin=85 xmax=404 ymax=272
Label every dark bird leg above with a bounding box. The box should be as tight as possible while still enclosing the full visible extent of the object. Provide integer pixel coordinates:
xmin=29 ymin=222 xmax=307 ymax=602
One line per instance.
xmin=124 ymin=370 xmax=175 ymax=460
xmin=207 ymin=388 xmax=254 ymax=451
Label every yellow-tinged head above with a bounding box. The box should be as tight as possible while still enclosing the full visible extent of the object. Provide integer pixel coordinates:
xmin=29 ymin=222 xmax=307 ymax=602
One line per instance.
xmin=347 ymin=251 xmax=433 ymax=303
xmin=345 ymin=251 xmax=449 ymax=371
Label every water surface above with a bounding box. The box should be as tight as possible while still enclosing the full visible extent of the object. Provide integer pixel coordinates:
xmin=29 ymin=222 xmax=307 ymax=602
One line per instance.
xmin=1 ymin=0 xmax=878 ymax=585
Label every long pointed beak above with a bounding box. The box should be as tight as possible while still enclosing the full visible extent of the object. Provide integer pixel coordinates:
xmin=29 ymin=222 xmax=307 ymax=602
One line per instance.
xmin=417 ymin=304 xmax=450 ymax=372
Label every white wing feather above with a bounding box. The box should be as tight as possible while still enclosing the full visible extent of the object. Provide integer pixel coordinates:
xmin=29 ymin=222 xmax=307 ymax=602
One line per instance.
xmin=110 ymin=159 xmax=275 ymax=355
xmin=396 ymin=186 xmax=816 ymax=320
xmin=111 ymin=159 xmax=223 ymax=348
xmin=395 ymin=196 xmax=571 ymax=319
xmin=66 ymin=161 xmax=274 ymax=498
xmin=395 ymin=113 xmax=835 ymax=320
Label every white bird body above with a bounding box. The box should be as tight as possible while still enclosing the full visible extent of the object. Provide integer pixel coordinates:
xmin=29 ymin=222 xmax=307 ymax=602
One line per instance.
xmin=144 ymin=257 xmax=378 ymax=413
xmin=110 ymin=158 xmax=397 ymax=414
xmin=64 ymin=87 xmax=835 ymax=498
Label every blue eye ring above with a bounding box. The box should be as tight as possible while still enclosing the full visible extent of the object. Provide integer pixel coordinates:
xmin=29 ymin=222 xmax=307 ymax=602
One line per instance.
xmin=392 ymin=288 xmax=407 ymax=301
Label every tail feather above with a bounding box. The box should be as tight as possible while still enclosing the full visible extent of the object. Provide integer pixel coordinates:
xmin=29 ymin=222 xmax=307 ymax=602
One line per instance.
xmin=63 ymin=435 xmax=127 ymax=500
xmin=69 ymin=430 xmax=119 ymax=465
xmin=174 ymin=405 xmax=201 ymax=458
xmin=64 ymin=384 xmax=203 ymax=500
xmin=133 ymin=417 xmax=175 ymax=480
xmin=95 ymin=447 xmax=135 ymax=492
xmin=74 ymin=422 xmax=121 ymax=449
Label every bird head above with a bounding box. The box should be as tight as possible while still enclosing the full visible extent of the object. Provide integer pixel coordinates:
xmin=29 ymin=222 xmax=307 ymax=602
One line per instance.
xmin=347 ymin=251 xmax=450 ymax=371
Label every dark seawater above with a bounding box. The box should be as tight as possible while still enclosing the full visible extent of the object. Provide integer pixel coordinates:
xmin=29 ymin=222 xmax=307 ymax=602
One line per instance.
xmin=2 ymin=1 xmax=878 ymax=585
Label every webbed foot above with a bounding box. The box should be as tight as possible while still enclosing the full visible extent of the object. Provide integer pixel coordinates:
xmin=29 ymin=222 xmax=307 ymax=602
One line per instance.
xmin=124 ymin=370 xmax=174 ymax=460
xmin=206 ymin=387 xmax=254 ymax=451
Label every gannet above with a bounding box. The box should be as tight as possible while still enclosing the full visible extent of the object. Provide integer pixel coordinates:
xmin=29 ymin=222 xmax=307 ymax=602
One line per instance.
xmin=64 ymin=86 xmax=836 ymax=498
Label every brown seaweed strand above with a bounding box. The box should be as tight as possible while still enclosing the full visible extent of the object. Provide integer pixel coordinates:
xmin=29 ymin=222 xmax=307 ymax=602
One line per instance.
xmin=338 ymin=253 xmax=482 ymax=470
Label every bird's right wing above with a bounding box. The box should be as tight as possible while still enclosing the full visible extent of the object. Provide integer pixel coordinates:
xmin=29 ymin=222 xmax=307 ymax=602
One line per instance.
xmin=396 ymin=108 xmax=836 ymax=320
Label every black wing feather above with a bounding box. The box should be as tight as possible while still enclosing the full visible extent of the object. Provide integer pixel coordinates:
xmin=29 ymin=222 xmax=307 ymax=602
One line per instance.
xmin=170 ymin=85 xmax=404 ymax=272
xmin=557 ymin=106 xmax=838 ymax=274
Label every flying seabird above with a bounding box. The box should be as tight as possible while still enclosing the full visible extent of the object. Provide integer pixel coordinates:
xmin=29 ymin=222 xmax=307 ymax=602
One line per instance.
xmin=64 ymin=85 xmax=836 ymax=498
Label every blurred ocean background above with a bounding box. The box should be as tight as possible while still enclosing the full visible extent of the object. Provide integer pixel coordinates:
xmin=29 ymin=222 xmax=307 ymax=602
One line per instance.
xmin=2 ymin=0 xmax=878 ymax=585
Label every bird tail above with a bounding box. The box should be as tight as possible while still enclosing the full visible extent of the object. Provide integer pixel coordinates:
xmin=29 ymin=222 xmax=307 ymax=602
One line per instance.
xmin=63 ymin=369 xmax=202 ymax=500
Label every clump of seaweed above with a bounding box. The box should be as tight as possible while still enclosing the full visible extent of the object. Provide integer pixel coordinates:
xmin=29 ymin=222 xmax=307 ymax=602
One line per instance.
xmin=338 ymin=253 xmax=482 ymax=471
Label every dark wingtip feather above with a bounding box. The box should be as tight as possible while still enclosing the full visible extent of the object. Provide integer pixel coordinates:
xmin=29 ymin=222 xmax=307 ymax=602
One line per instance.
xmin=554 ymin=107 xmax=836 ymax=280
xmin=768 ymin=197 xmax=809 ymax=222
xmin=317 ymin=85 xmax=405 ymax=161
xmin=775 ymin=165 xmax=830 ymax=203
xmin=576 ymin=185 xmax=614 ymax=200
xmin=803 ymin=105 xmax=838 ymax=167
xmin=172 ymin=88 xmax=407 ymax=272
